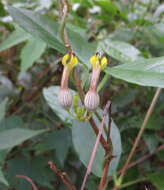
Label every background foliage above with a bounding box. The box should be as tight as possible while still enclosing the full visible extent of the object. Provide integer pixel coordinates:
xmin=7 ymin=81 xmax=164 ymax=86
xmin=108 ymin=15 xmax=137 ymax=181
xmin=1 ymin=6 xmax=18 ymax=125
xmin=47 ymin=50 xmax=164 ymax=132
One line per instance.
xmin=0 ymin=0 xmax=164 ymax=189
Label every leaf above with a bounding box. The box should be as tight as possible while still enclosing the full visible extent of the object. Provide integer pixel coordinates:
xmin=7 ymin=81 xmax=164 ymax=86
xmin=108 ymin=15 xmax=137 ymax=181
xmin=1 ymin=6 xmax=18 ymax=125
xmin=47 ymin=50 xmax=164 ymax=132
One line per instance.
xmin=148 ymin=172 xmax=164 ymax=190
xmin=100 ymin=38 xmax=141 ymax=62
xmin=7 ymin=6 xmax=65 ymax=53
xmin=44 ymin=129 xmax=72 ymax=166
xmin=72 ymin=112 xmax=122 ymax=177
xmin=0 ymin=116 xmax=26 ymax=132
xmin=0 ymin=168 xmax=8 ymax=186
xmin=0 ymin=128 xmax=46 ymax=150
xmin=105 ymin=56 xmax=164 ymax=88
xmin=0 ymin=98 xmax=8 ymax=121
xmin=0 ymin=26 xmax=31 ymax=52
xmin=6 ymin=156 xmax=54 ymax=190
xmin=43 ymin=86 xmax=75 ymax=127
xmin=7 ymin=6 xmax=97 ymax=68
xmin=20 ymin=37 xmax=46 ymax=73
xmin=94 ymin=0 xmax=118 ymax=16
xmin=67 ymin=29 xmax=97 ymax=67
xmin=143 ymin=133 xmax=159 ymax=154
xmin=43 ymin=86 xmax=122 ymax=177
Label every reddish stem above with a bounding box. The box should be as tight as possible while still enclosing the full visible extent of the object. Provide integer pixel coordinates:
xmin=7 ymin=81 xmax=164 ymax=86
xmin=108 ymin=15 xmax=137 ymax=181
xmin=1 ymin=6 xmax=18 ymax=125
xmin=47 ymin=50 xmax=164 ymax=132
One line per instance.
xmin=80 ymin=101 xmax=111 ymax=190
xmin=16 ymin=175 xmax=38 ymax=190
xmin=48 ymin=161 xmax=76 ymax=190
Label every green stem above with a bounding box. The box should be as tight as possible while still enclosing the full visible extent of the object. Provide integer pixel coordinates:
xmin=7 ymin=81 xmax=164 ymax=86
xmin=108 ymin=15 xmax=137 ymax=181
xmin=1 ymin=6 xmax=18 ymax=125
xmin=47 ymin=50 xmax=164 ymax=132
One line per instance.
xmin=97 ymin=73 xmax=109 ymax=93
xmin=119 ymin=177 xmax=147 ymax=189
xmin=59 ymin=3 xmax=67 ymax=43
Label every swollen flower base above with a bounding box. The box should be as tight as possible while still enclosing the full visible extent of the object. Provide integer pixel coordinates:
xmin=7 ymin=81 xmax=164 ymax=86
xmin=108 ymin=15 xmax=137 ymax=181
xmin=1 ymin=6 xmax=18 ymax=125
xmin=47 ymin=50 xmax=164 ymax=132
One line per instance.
xmin=58 ymin=53 xmax=78 ymax=109
xmin=84 ymin=53 xmax=108 ymax=111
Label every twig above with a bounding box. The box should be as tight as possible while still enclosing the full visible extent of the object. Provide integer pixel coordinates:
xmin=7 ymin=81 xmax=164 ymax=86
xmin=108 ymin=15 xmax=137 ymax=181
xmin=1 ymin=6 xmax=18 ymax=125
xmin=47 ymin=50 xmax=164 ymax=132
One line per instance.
xmin=16 ymin=175 xmax=38 ymax=190
xmin=99 ymin=102 xmax=112 ymax=190
xmin=32 ymin=57 xmax=62 ymax=88
xmin=7 ymin=58 xmax=62 ymax=116
xmin=80 ymin=101 xmax=111 ymax=190
xmin=108 ymin=144 xmax=164 ymax=184
xmin=119 ymin=144 xmax=164 ymax=175
xmin=48 ymin=161 xmax=76 ymax=190
xmin=114 ymin=87 xmax=162 ymax=190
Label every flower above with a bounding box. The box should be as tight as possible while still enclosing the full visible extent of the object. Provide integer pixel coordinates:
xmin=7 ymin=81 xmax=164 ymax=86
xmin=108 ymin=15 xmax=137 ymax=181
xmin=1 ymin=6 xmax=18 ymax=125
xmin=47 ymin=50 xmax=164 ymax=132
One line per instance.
xmin=84 ymin=53 xmax=108 ymax=111
xmin=58 ymin=53 xmax=78 ymax=109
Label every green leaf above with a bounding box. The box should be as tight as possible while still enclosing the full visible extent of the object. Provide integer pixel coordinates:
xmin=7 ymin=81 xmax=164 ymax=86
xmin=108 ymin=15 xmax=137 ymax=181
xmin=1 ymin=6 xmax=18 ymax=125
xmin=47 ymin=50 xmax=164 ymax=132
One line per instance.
xmin=67 ymin=29 xmax=97 ymax=67
xmin=105 ymin=56 xmax=164 ymax=88
xmin=72 ymin=112 xmax=122 ymax=177
xmin=94 ymin=0 xmax=118 ymax=15
xmin=7 ymin=6 xmax=97 ymax=68
xmin=100 ymin=39 xmax=141 ymax=62
xmin=0 ymin=128 xmax=46 ymax=150
xmin=0 ymin=98 xmax=8 ymax=121
xmin=7 ymin=6 xmax=65 ymax=53
xmin=44 ymin=129 xmax=72 ymax=166
xmin=148 ymin=172 xmax=164 ymax=190
xmin=6 ymin=156 xmax=54 ymax=190
xmin=20 ymin=38 xmax=46 ymax=73
xmin=143 ymin=133 xmax=159 ymax=153
xmin=0 ymin=168 xmax=8 ymax=186
xmin=0 ymin=26 xmax=31 ymax=52
xmin=0 ymin=116 xmax=26 ymax=132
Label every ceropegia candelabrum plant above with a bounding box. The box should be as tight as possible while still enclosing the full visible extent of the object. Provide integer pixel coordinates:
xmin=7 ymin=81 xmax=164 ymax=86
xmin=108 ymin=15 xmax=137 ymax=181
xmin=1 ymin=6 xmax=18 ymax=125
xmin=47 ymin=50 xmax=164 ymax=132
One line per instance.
xmin=58 ymin=52 xmax=108 ymax=112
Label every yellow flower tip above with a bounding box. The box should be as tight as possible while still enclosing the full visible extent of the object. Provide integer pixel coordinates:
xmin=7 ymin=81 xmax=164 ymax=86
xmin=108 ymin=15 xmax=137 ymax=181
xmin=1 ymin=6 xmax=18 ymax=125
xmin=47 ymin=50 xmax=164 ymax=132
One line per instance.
xmin=62 ymin=53 xmax=78 ymax=70
xmin=90 ymin=53 xmax=108 ymax=70
xmin=90 ymin=54 xmax=100 ymax=68
xmin=100 ymin=56 xmax=108 ymax=70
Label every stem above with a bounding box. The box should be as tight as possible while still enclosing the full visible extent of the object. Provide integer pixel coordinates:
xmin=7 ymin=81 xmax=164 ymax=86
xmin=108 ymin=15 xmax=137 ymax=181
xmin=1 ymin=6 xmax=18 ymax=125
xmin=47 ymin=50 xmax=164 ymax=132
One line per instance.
xmin=115 ymin=88 xmax=161 ymax=190
xmin=48 ymin=161 xmax=76 ymax=190
xmin=80 ymin=101 xmax=111 ymax=190
xmin=119 ymin=177 xmax=147 ymax=189
xmin=59 ymin=3 xmax=67 ymax=43
xmin=16 ymin=175 xmax=38 ymax=190
xmin=99 ymin=102 xmax=112 ymax=190
xmin=108 ymin=144 xmax=164 ymax=184
xmin=97 ymin=73 xmax=109 ymax=93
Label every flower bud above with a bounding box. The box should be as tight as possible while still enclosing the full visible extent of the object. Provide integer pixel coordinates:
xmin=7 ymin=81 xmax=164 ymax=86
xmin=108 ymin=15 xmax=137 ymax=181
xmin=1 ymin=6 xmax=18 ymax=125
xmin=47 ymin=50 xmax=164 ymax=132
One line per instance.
xmin=84 ymin=90 xmax=100 ymax=111
xmin=58 ymin=88 xmax=72 ymax=109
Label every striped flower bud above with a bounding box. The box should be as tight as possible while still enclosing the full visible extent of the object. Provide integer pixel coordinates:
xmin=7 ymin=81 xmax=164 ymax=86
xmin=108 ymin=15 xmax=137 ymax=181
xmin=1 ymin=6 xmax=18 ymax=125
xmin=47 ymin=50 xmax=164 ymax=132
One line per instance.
xmin=58 ymin=53 xmax=78 ymax=109
xmin=84 ymin=53 xmax=107 ymax=111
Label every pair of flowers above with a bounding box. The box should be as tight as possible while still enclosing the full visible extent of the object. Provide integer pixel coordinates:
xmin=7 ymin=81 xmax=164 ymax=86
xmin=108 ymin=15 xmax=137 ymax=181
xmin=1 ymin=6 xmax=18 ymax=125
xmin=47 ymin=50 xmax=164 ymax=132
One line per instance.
xmin=58 ymin=52 xmax=108 ymax=111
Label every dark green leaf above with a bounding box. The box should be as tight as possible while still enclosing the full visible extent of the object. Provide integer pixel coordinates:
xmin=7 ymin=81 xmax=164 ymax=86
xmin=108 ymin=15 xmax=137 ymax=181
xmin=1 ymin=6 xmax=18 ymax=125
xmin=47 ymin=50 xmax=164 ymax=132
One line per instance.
xmin=100 ymin=39 xmax=141 ymax=62
xmin=0 ymin=26 xmax=31 ymax=52
xmin=20 ymin=38 xmax=46 ymax=73
xmin=105 ymin=56 xmax=164 ymax=88
xmin=7 ymin=6 xmax=65 ymax=53
xmin=0 ymin=128 xmax=46 ymax=150
xmin=0 ymin=98 xmax=8 ymax=121
xmin=44 ymin=129 xmax=72 ymax=166
xmin=0 ymin=168 xmax=8 ymax=187
xmin=148 ymin=172 xmax=164 ymax=190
